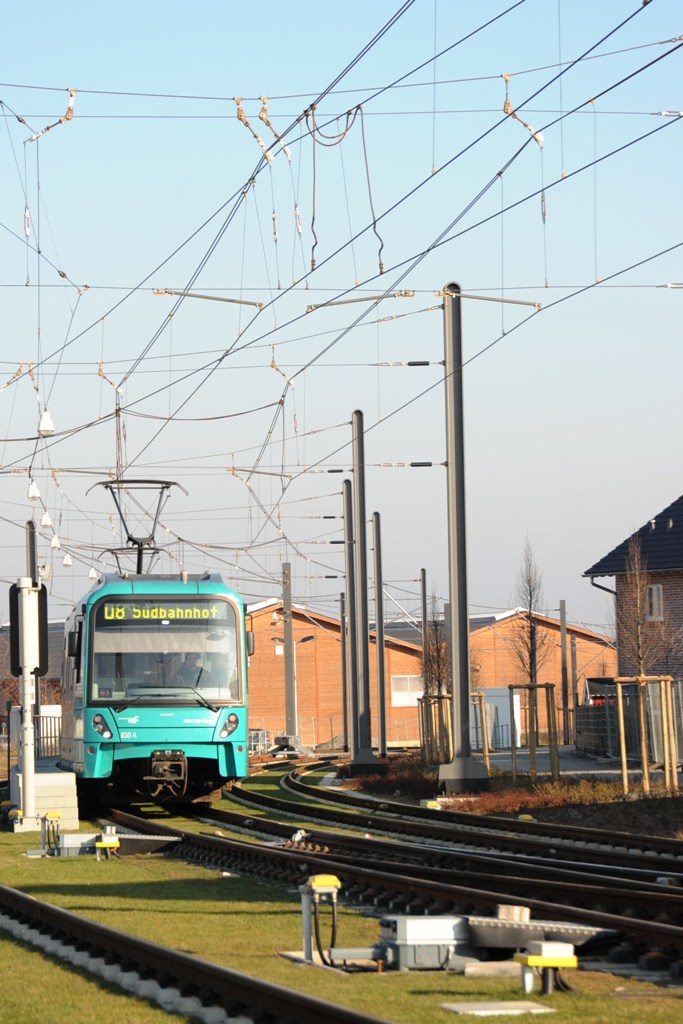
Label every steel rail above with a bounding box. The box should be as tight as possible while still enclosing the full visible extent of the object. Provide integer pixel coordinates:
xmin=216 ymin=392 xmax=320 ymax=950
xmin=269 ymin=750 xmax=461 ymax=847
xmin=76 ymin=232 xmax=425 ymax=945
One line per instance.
xmin=109 ymin=809 xmax=683 ymax=954
xmin=180 ymin=802 xmax=683 ymax=922
xmin=0 ymin=883 xmax=395 ymax=1024
xmin=229 ymin=779 xmax=683 ymax=873
xmin=284 ymin=766 xmax=683 ymax=859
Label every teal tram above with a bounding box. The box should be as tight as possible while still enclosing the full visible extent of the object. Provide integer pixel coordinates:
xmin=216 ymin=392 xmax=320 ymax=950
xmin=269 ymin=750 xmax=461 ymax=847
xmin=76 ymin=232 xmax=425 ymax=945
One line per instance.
xmin=59 ymin=573 xmax=252 ymax=803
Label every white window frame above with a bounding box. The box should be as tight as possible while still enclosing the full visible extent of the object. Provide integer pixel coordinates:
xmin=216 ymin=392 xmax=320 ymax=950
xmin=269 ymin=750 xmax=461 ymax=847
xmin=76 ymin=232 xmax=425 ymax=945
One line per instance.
xmin=646 ymin=583 xmax=663 ymax=622
xmin=390 ymin=674 xmax=423 ymax=707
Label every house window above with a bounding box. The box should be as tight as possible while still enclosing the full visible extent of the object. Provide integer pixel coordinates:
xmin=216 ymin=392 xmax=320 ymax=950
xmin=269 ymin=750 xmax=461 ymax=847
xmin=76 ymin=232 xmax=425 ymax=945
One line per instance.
xmin=646 ymin=584 xmax=663 ymax=621
xmin=391 ymin=675 xmax=423 ymax=707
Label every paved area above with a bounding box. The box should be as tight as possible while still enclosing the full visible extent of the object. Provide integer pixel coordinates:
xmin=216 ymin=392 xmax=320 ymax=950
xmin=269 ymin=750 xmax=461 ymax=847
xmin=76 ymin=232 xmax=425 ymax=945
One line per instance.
xmin=484 ymin=745 xmax=666 ymax=782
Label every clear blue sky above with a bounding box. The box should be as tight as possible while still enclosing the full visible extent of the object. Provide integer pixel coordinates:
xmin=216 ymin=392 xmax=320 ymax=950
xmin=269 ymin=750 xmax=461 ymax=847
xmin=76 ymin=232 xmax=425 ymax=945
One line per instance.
xmin=0 ymin=0 xmax=681 ymax=636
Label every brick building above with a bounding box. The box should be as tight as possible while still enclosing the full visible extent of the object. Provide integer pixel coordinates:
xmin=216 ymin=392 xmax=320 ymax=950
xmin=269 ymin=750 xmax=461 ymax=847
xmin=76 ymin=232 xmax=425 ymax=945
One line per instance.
xmin=584 ymin=491 xmax=683 ymax=678
xmin=246 ymin=599 xmax=616 ymax=750
xmin=468 ymin=609 xmax=616 ymax=740
xmin=246 ymin=599 xmax=423 ymax=748
xmin=468 ymin=609 xmax=616 ymax=692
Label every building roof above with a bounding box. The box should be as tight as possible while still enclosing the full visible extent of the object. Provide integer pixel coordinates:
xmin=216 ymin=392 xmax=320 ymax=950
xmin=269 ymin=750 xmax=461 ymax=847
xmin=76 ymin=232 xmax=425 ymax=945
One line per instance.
xmin=468 ymin=608 xmax=614 ymax=645
xmin=247 ymin=601 xmax=613 ymax=649
xmin=247 ymin=599 xmax=422 ymax=654
xmin=584 ymin=492 xmax=683 ymax=577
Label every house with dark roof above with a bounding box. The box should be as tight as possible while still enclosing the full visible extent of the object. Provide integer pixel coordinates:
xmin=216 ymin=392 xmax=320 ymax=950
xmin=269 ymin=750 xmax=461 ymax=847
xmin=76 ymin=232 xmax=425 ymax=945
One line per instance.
xmin=584 ymin=492 xmax=683 ymax=677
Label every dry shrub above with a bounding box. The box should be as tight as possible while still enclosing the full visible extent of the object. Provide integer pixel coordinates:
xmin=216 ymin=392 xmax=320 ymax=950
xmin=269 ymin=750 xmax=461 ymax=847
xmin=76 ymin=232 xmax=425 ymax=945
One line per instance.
xmin=442 ymin=777 xmax=627 ymax=815
xmin=339 ymin=755 xmax=438 ymax=801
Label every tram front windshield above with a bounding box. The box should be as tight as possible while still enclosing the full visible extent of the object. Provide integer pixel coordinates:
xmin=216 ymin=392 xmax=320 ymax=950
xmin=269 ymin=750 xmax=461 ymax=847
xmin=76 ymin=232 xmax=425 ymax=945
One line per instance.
xmin=90 ymin=598 xmax=239 ymax=705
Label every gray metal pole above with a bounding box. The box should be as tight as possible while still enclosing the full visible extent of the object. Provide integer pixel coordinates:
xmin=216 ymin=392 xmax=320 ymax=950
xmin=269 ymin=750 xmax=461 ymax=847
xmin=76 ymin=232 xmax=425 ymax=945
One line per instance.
xmin=18 ymin=575 xmax=38 ymax=821
xmin=26 ymin=521 xmax=38 ymax=586
xmin=26 ymin=522 xmax=40 ymax=717
xmin=438 ymin=283 xmax=488 ymax=793
xmin=420 ymin=568 xmax=428 ymax=651
xmin=343 ymin=480 xmax=359 ymax=759
xmin=373 ymin=513 xmax=387 ymax=758
xmin=351 ymin=411 xmax=377 ymax=766
xmin=282 ymin=562 xmax=297 ymax=738
xmin=340 ymin=592 xmax=349 ymax=753
xmin=571 ymin=633 xmax=578 ymax=740
xmin=560 ymin=599 xmax=569 ymax=745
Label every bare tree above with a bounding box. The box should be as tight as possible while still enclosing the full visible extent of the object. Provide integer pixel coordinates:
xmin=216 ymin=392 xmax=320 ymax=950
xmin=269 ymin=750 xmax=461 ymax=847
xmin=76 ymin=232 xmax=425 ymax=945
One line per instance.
xmin=507 ymin=538 xmax=552 ymax=687
xmin=502 ymin=539 xmax=553 ymax=776
xmin=422 ymin=591 xmax=450 ymax=696
xmin=617 ymin=536 xmax=666 ymax=676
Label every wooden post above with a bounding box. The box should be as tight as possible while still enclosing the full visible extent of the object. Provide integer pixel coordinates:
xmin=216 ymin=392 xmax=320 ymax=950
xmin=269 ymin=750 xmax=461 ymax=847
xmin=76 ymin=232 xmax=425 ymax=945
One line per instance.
xmin=637 ymin=677 xmax=651 ymax=796
xmin=666 ymin=679 xmax=679 ymax=792
xmin=477 ymin=693 xmax=490 ymax=773
xmin=528 ymin=686 xmax=537 ymax=783
xmin=615 ymin=680 xmax=629 ymax=797
xmin=509 ymin=686 xmax=517 ymax=786
xmin=546 ymin=684 xmax=560 ymax=783
xmin=660 ymin=678 xmax=671 ymax=791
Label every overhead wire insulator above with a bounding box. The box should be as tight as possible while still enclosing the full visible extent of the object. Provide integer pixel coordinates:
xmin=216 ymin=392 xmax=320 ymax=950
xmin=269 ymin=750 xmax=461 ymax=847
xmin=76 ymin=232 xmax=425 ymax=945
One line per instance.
xmin=38 ymin=409 xmax=55 ymax=437
xmin=258 ymin=95 xmax=291 ymax=161
xmin=235 ymin=96 xmax=273 ymax=162
xmin=501 ymin=72 xmax=544 ymax=146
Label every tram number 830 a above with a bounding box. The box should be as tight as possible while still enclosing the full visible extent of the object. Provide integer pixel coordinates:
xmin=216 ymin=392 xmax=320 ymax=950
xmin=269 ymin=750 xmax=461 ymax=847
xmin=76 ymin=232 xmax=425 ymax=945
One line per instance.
xmin=58 ymin=577 xmax=251 ymax=804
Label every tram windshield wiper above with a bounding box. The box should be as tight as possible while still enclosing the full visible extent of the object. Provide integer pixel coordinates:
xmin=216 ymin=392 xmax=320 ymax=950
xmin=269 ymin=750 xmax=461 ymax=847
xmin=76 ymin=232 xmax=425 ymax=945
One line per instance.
xmin=172 ymin=686 xmax=219 ymax=713
xmin=114 ymin=693 xmax=167 ymax=712
xmin=112 ymin=687 xmax=218 ymax=713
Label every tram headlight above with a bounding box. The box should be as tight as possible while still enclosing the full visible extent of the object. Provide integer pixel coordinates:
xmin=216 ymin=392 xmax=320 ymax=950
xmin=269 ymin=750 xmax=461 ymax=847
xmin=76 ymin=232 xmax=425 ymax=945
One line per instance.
xmin=92 ymin=713 xmax=113 ymax=740
xmin=220 ymin=713 xmax=239 ymax=738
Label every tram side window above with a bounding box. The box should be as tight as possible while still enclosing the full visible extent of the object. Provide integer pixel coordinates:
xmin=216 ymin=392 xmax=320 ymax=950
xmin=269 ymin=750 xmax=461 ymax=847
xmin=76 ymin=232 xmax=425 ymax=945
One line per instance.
xmin=74 ymin=621 xmax=84 ymax=699
xmin=62 ymin=622 xmax=83 ymax=693
xmin=62 ymin=640 xmax=73 ymax=693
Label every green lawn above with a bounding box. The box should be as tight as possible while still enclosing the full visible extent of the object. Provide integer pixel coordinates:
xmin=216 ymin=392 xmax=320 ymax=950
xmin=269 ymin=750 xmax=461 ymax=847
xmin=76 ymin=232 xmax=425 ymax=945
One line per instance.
xmin=0 ymin=796 xmax=681 ymax=1023
xmin=0 ymin=932 xmax=187 ymax=1024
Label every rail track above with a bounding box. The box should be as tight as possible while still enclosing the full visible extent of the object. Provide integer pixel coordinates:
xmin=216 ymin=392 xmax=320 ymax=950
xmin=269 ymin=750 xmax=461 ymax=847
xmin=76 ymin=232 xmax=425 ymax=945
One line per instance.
xmin=109 ymin=808 xmax=683 ymax=957
xmin=283 ymin=765 xmax=683 ymax=861
xmin=0 ymin=882 xmax=394 ymax=1024
xmin=180 ymin=799 xmax=683 ymax=923
xmin=226 ymin=771 xmax=683 ymax=878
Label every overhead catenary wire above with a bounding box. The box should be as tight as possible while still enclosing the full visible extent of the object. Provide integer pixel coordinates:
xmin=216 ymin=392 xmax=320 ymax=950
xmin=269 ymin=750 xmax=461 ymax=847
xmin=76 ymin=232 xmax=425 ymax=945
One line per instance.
xmin=0 ymin=0 xmax=529 ymax=390
xmin=4 ymin=105 xmax=678 ymax=474
xmin=0 ymin=2 xmax=675 ymax=593
xmin=3 ymin=30 xmax=681 ymax=104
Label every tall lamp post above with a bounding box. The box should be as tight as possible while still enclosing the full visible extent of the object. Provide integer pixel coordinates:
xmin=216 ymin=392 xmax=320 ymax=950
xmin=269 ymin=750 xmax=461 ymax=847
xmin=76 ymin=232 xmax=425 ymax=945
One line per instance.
xmin=438 ymin=283 xmax=489 ymax=794
xmin=272 ymin=634 xmax=316 ymax=745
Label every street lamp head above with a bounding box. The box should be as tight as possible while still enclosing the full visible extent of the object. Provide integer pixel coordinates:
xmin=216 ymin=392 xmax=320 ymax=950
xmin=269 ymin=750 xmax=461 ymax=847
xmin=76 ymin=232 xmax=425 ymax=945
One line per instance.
xmin=271 ymin=636 xmax=285 ymax=643
xmin=299 ymin=635 xmax=316 ymax=643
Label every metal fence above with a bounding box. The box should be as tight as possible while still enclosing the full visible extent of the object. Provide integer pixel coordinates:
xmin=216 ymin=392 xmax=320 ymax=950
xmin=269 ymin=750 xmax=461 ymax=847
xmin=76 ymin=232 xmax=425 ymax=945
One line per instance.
xmin=0 ymin=714 xmax=15 ymax=779
xmin=471 ymin=702 xmax=511 ymax=752
xmin=0 ymin=712 xmax=62 ymax=777
xmin=575 ymin=680 xmax=683 ymax=763
xmin=248 ymin=714 xmax=419 ymax=753
xmin=35 ymin=715 xmax=61 ymax=759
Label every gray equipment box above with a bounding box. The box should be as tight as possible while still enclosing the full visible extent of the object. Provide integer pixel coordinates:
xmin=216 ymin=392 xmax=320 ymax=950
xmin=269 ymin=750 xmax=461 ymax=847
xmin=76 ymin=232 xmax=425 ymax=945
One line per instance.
xmin=329 ymin=908 xmax=614 ymax=973
xmin=378 ymin=915 xmax=478 ymax=972
xmin=57 ymin=833 xmax=100 ymax=856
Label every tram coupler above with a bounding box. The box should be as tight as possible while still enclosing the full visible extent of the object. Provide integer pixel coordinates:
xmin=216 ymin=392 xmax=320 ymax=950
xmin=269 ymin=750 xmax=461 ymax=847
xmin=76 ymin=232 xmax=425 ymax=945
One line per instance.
xmin=144 ymin=749 xmax=188 ymax=798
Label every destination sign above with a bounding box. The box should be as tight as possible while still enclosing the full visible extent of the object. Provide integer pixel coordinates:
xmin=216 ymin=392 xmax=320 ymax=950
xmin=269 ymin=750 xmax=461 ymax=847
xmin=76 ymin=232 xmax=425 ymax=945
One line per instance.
xmin=99 ymin=601 xmax=230 ymax=624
